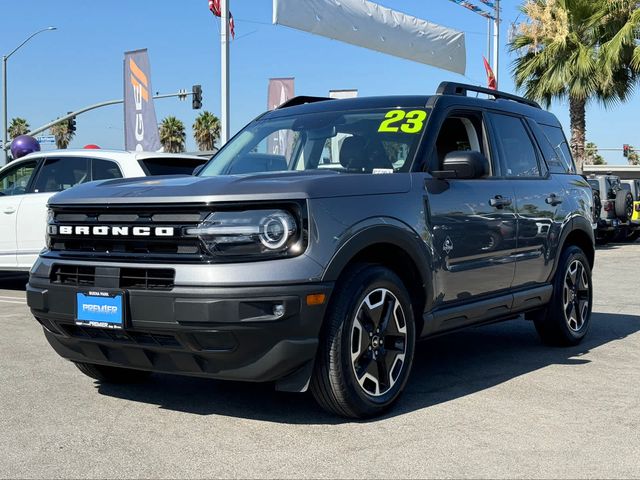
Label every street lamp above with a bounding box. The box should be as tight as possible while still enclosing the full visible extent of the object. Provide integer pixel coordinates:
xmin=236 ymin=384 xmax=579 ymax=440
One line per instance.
xmin=2 ymin=26 xmax=57 ymax=165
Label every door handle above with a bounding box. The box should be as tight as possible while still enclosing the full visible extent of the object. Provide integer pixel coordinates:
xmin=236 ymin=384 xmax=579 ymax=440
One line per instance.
xmin=2 ymin=207 xmax=16 ymax=214
xmin=545 ymin=194 xmax=563 ymax=206
xmin=490 ymin=195 xmax=512 ymax=209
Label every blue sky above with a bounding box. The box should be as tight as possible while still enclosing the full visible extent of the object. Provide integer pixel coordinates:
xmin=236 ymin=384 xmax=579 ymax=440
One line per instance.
xmin=1 ymin=0 xmax=637 ymax=164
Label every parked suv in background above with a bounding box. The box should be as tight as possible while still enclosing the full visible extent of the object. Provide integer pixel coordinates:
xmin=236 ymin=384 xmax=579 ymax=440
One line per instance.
xmin=587 ymin=174 xmax=635 ymax=244
xmin=28 ymin=83 xmax=594 ymax=418
xmin=620 ymin=179 xmax=640 ymax=242
xmin=0 ymin=150 xmax=206 ymax=271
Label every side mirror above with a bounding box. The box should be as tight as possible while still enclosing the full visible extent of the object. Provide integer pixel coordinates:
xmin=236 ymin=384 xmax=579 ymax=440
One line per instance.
xmin=432 ymin=151 xmax=489 ymax=180
xmin=192 ymin=164 xmax=205 ymax=176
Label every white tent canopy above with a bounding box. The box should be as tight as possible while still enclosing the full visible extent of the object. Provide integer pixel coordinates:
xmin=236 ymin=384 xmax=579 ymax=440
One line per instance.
xmin=273 ymin=0 xmax=466 ymax=75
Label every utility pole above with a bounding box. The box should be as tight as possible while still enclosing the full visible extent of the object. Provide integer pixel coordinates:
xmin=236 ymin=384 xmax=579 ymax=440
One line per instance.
xmin=1 ymin=27 xmax=57 ymax=165
xmin=493 ymin=0 xmax=500 ymax=88
xmin=221 ymin=0 xmax=230 ymax=145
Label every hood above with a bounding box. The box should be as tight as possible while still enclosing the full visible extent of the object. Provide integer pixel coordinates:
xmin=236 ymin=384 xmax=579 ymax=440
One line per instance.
xmin=48 ymin=171 xmax=412 ymax=205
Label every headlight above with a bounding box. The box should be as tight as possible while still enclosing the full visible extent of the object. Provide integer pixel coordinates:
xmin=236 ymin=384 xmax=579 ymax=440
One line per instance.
xmin=45 ymin=208 xmax=55 ymax=248
xmin=185 ymin=209 xmax=304 ymax=260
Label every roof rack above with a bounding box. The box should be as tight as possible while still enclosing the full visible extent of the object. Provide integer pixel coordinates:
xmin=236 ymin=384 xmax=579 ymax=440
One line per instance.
xmin=277 ymin=96 xmax=333 ymax=109
xmin=436 ymin=82 xmax=541 ymax=109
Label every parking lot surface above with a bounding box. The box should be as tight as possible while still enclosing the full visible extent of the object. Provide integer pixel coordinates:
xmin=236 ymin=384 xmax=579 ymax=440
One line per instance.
xmin=1 ymin=245 xmax=639 ymax=479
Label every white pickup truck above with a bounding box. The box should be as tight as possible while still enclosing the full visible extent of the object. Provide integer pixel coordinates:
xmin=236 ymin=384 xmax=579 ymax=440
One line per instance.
xmin=0 ymin=149 xmax=207 ymax=271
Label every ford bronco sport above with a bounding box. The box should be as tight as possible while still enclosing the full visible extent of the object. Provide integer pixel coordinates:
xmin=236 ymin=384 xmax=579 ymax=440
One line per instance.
xmin=27 ymin=83 xmax=595 ymax=418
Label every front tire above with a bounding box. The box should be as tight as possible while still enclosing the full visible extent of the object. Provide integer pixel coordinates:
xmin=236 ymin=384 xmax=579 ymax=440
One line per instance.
xmin=311 ymin=264 xmax=416 ymax=418
xmin=74 ymin=362 xmax=152 ymax=383
xmin=533 ymin=246 xmax=593 ymax=346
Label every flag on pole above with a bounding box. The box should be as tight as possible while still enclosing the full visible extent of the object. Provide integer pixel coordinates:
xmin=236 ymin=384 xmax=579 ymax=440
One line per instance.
xmin=483 ymin=56 xmax=497 ymax=90
xmin=209 ymin=0 xmax=235 ymax=38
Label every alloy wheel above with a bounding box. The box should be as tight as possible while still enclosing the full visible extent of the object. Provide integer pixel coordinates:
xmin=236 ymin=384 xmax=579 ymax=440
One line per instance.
xmin=350 ymin=288 xmax=407 ymax=397
xmin=563 ymin=259 xmax=590 ymax=332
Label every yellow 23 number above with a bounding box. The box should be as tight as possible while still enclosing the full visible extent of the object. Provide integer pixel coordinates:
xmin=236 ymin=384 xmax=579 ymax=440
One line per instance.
xmin=378 ymin=110 xmax=428 ymax=134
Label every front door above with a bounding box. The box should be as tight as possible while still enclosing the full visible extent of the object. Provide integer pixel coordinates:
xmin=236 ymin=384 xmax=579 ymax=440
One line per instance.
xmin=0 ymin=159 xmax=39 ymax=269
xmin=425 ymin=112 xmax=517 ymax=308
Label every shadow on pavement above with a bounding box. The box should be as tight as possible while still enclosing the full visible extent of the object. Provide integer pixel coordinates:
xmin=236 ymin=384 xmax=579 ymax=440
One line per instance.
xmin=96 ymin=312 xmax=640 ymax=424
xmin=0 ymin=273 xmax=28 ymax=291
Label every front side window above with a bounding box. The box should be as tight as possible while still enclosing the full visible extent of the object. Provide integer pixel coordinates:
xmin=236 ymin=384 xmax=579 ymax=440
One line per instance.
xmin=433 ymin=114 xmax=487 ymax=173
xmin=32 ymin=157 xmax=90 ymax=193
xmin=199 ymin=108 xmax=430 ymax=177
xmin=492 ymin=114 xmax=540 ymax=177
xmin=0 ymin=160 xmax=38 ymax=196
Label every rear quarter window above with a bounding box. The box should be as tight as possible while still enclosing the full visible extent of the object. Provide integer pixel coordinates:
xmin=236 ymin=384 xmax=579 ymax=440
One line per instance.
xmin=540 ymin=125 xmax=575 ymax=174
xmin=139 ymin=157 xmax=207 ymax=176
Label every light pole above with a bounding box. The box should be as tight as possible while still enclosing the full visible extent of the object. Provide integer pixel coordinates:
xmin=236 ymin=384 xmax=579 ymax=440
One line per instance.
xmin=2 ymin=26 xmax=56 ymax=165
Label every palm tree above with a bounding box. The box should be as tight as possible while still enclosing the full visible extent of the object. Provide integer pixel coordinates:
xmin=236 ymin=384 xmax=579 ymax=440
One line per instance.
xmin=8 ymin=117 xmax=29 ymax=140
xmin=50 ymin=120 xmax=75 ymax=149
xmin=159 ymin=116 xmax=186 ymax=153
xmin=510 ymin=0 xmax=639 ymax=172
xmin=192 ymin=111 xmax=221 ymax=151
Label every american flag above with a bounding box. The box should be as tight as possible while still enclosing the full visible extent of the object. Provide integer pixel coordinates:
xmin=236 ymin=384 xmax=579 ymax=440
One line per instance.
xmin=208 ymin=0 xmax=235 ymax=39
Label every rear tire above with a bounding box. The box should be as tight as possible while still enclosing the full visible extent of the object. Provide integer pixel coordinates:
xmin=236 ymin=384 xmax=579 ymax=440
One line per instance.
xmin=533 ymin=246 xmax=593 ymax=346
xmin=311 ymin=264 xmax=416 ymax=419
xmin=74 ymin=362 xmax=152 ymax=383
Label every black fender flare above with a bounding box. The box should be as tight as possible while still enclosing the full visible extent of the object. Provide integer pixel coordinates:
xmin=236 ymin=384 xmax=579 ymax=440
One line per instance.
xmin=321 ymin=221 xmax=434 ymax=312
xmin=550 ymin=216 xmax=596 ymax=279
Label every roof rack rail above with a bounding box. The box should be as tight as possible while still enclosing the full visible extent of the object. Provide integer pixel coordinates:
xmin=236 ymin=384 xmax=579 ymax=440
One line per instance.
xmin=277 ymin=96 xmax=332 ymax=109
xmin=436 ymin=82 xmax=541 ymax=109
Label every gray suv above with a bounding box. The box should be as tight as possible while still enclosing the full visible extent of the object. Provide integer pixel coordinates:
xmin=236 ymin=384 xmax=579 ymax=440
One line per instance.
xmin=27 ymin=83 xmax=595 ymax=418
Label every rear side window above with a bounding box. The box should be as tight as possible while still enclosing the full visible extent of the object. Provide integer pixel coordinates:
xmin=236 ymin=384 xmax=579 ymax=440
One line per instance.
xmin=139 ymin=157 xmax=206 ymax=176
xmin=541 ymin=125 xmax=575 ymax=174
xmin=32 ymin=157 xmax=90 ymax=193
xmin=92 ymin=159 xmax=123 ymax=181
xmin=491 ymin=114 xmax=540 ymax=177
xmin=587 ymin=179 xmax=599 ymax=193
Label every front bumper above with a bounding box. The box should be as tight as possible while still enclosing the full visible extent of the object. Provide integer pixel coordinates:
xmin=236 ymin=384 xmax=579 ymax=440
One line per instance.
xmin=27 ymin=275 xmax=332 ymax=391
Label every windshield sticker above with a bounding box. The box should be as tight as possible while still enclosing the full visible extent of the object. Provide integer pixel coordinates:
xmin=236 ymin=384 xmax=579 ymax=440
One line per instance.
xmin=378 ymin=110 xmax=428 ymax=134
xmin=373 ymin=168 xmax=394 ymax=175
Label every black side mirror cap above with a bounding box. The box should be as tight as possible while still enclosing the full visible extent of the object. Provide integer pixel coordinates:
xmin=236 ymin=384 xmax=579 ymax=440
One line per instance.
xmin=432 ymin=151 xmax=489 ymax=180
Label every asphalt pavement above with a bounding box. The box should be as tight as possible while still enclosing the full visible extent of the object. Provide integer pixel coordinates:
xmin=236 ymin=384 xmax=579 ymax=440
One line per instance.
xmin=0 ymin=245 xmax=639 ymax=479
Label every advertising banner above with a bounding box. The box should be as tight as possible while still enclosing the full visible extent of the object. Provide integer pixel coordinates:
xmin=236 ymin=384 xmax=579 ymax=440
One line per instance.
xmin=267 ymin=78 xmax=295 ymax=156
xmin=273 ymin=0 xmax=466 ymax=75
xmin=124 ymin=49 xmax=161 ymax=152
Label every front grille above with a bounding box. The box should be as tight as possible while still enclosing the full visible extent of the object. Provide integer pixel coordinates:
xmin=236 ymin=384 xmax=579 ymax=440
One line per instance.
xmin=59 ymin=324 xmax=182 ymax=349
xmin=51 ymin=264 xmax=175 ymax=291
xmin=47 ymin=205 xmax=208 ymax=263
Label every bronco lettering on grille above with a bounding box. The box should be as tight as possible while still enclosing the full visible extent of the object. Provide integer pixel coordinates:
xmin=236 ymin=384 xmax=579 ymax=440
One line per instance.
xmin=54 ymin=226 xmax=175 ymax=237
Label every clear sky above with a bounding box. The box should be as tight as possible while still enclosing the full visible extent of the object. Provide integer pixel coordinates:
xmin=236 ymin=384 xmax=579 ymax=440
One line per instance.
xmin=1 ymin=0 xmax=637 ymax=164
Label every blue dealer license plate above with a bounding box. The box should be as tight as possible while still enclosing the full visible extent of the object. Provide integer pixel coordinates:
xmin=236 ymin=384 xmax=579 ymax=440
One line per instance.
xmin=76 ymin=291 xmax=124 ymax=329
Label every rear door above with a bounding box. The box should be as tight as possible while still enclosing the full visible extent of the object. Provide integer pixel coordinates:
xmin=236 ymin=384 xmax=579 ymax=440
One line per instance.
xmin=488 ymin=112 xmax=562 ymax=288
xmin=424 ymin=110 xmax=517 ymax=310
xmin=0 ymin=159 xmax=39 ymax=269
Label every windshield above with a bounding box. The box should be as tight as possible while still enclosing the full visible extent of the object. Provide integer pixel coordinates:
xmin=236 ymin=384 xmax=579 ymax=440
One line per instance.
xmin=199 ymin=108 xmax=430 ymax=176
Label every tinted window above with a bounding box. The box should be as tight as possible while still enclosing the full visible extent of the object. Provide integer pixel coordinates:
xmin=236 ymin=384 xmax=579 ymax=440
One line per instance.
xmin=587 ymin=179 xmax=599 ymax=193
xmin=541 ymin=125 xmax=575 ymax=174
xmin=139 ymin=158 xmax=207 ymax=176
xmin=492 ymin=114 xmax=540 ymax=177
xmin=0 ymin=160 xmax=38 ymax=196
xmin=32 ymin=157 xmax=90 ymax=193
xmin=92 ymin=159 xmax=123 ymax=181
xmin=432 ymin=114 xmax=489 ymax=175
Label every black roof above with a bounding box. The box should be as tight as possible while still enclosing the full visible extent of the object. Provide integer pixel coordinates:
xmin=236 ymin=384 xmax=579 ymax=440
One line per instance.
xmin=262 ymin=82 xmax=560 ymax=127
